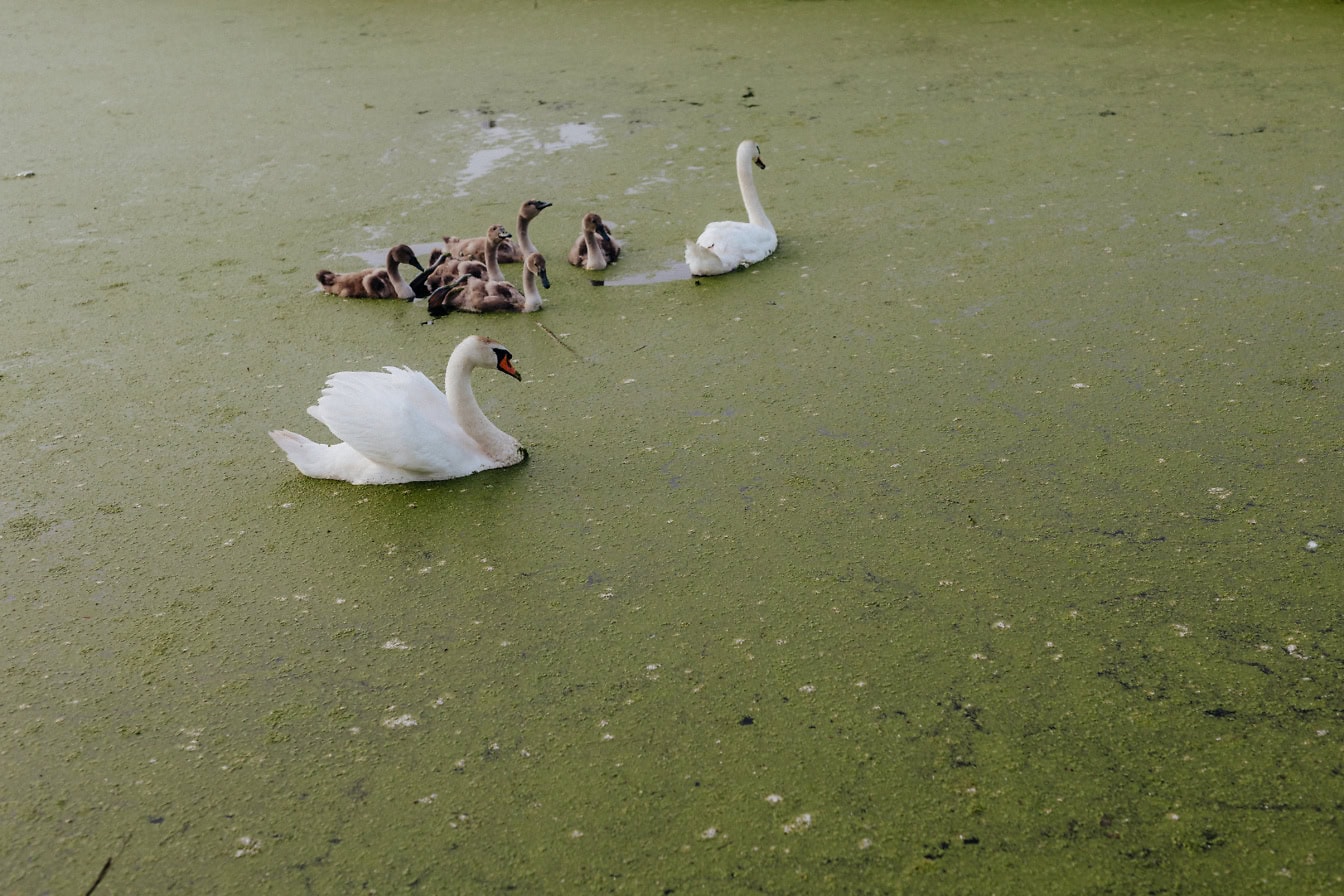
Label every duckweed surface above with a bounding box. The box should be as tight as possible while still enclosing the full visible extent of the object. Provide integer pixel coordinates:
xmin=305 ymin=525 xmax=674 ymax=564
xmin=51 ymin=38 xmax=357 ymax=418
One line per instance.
xmin=3 ymin=1 xmax=1341 ymax=892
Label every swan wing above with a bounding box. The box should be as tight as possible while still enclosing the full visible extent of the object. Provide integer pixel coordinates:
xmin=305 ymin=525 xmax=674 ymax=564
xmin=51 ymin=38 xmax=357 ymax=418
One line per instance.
xmin=686 ymin=221 xmax=777 ymax=274
xmin=308 ymin=367 xmax=492 ymax=476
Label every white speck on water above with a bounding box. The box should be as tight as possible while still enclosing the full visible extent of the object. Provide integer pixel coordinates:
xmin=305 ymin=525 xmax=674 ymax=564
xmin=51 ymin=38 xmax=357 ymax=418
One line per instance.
xmin=783 ymin=812 xmax=813 ymax=834
xmin=383 ymin=714 xmax=418 ymax=728
xmin=1208 ymin=486 xmax=1232 ymax=501
xmin=383 ymin=639 xmax=410 ymax=650
xmin=1072 ymin=382 xmax=1089 ymax=389
xmin=992 ymin=620 xmax=1011 ymax=630
xmin=570 ymin=829 xmax=584 ymax=839
xmin=701 ymin=827 xmax=719 ymax=839
xmin=1306 ymin=540 xmax=1319 ymax=552
xmin=1172 ymin=624 xmax=1190 ymax=637
xmin=234 ymin=836 xmax=261 ymax=857
xmin=416 ymin=793 xmax=437 ymax=804
xmin=859 ymin=837 xmax=873 ymax=850
xmin=798 ymin=684 xmax=816 ymax=694
xmin=765 ymin=793 xmax=783 ymax=804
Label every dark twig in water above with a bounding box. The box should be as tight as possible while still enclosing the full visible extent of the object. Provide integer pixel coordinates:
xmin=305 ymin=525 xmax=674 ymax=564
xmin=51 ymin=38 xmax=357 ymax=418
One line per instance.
xmin=84 ymin=834 xmax=132 ymax=896
xmin=536 ymin=322 xmax=577 ymax=355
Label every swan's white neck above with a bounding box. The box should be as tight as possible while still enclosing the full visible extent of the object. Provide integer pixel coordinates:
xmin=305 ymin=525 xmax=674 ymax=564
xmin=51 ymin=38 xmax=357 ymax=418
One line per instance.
xmin=736 ymin=142 xmax=773 ymax=232
xmin=444 ymin=349 xmax=517 ymax=460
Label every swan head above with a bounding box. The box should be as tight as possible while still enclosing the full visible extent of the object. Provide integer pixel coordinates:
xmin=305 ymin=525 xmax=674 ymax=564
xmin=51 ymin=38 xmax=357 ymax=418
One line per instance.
xmin=389 ymin=244 xmax=425 ymax=271
xmin=525 ymin=253 xmax=550 ymax=289
xmin=455 ymin=335 xmax=522 ymax=381
xmin=520 ymin=199 xmax=552 ymax=220
xmin=493 ymin=346 xmax=521 ymax=380
xmin=581 ymin=212 xmax=603 ymax=233
xmin=487 ymin=224 xmax=512 ymax=247
xmin=738 ymin=139 xmax=766 ymax=170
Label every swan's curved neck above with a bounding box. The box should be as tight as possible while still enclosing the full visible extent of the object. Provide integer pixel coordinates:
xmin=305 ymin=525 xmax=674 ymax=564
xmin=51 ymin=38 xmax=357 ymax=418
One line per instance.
xmin=385 ymin=250 xmax=412 ymax=298
xmin=522 ymin=266 xmax=544 ymax=312
xmin=582 ymin=228 xmax=608 ymax=271
xmin=444 ymin=353 xmax=515 ymax=458
xmin=737 ymin=145 xmax=772 ymax=232
xmin=485 ymin=240 xmax=505 ymax=282
xmin=517 ymin=214 xmax=539 ymax=256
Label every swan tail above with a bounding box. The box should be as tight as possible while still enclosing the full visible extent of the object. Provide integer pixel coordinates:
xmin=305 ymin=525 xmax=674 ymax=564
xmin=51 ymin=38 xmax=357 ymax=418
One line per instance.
xmin=685 ymin=240 xmax=730 ymax=276
xmin=269 ymin=429 xmax=345 ymax=480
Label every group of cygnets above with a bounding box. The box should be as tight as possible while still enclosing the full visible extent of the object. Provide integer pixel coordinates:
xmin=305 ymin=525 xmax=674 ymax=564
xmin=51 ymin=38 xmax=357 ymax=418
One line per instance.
xmin=272 ymin=139 xmax=777 ymax=485
xmin=315 ymin=200 xmax=620 ymax=316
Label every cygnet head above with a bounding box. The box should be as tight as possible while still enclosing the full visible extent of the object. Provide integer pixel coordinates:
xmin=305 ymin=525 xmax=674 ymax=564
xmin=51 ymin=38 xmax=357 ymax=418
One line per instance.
xmin=581 ymin=212 xmax=603 ymax=233
xmin=525 ymin=253 xmax=551 ymax=289
xmin=520 ymin=199 xmax=552 ymax=221
xmin=389 ymin=244 xmax=424 ymax=271
xmin=487 ymin=224 xmax=512 ymax=246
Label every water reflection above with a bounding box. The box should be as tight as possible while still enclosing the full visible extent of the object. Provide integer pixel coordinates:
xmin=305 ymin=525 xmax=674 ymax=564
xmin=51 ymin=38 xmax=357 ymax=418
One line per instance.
xmin=594 ymin=259 xmax=693 ymax=286
xmin=455 ymin=116 xmax=604 ymax=196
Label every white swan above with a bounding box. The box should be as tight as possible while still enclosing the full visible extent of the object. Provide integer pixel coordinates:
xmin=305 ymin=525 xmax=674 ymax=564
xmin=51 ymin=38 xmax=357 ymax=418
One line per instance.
xmin=268 ymin=335 xmax=526 ymax=484
xmin=685 ymin=139 xmax=777 ymax=276
xmin=316 ymin=244 xmax=424 ymax=299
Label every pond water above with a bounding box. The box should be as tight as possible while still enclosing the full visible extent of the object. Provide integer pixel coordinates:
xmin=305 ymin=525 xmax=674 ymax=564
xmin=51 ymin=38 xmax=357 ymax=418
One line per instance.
xmin=2 ymin=0 xmax=1341 ymax=892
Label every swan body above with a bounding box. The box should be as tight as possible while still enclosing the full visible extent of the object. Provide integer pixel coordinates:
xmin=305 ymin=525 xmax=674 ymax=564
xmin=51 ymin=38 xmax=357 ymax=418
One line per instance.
xmin=567 ymin=212 xmax=621 ymax=271
xmin=316 ymin=244 xmax=424 ymax=299
xmin=269 ymin=335 xmax=526 ymax=485
xmin=441 ymin=200 xmax=550 ymax=265
xmin=429 ymin=253 xmax=549 ymax=315
xmin=685 ymin=140 xmax=777 ymax=276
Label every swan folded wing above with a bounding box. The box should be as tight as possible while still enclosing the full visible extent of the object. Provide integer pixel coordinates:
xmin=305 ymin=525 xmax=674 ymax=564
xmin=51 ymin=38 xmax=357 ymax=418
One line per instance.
xmin=693 ymin=221 xmax=777 ymax=270
xmin=308 ymin=367 xmax=491 ymax=476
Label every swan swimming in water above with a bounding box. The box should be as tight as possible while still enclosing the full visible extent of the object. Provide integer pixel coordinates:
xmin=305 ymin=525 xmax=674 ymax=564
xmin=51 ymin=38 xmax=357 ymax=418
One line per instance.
xmin=429 ymin=253 xmax=550 ymax=315
xmin=316 ymin=244 xmax=424 ymax=299
xmin=567 ymin=212 xmax=621 ymax=271
xmin=268 ymin=335 xmax=527 ymax=484
xmin=685 ymin=140 xmax=777 ymax=276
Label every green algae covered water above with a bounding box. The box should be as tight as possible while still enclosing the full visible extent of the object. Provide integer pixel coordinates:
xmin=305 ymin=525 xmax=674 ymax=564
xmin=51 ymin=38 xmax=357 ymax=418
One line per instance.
xmin=2 ymin=0 xmax=1341 ymax=892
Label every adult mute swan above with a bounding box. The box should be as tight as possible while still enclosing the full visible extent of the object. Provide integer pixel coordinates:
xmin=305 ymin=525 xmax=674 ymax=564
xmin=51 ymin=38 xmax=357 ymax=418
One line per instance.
xmin=685 ymin=139 xmax=777 ymax=276
xmin=428 ymin=253 xmax=550 ymax=315
xmin=567 ymin=212 xmax=621 ymax=271
xmin=268 ymin=335 xmax=526 ymax=484
xmin=316 ymin=244 xmax=424 ymax=299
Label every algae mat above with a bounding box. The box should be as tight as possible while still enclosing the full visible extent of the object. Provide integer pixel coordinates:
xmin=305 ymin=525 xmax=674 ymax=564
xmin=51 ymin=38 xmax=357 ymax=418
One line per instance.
xmin=2 ymin=0 xmax=1341 ymax=892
